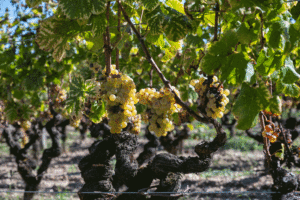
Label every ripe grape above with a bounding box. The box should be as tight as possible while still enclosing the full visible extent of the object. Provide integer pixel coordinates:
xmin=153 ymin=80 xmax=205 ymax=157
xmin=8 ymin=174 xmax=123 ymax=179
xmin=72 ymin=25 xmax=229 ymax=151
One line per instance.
xmin=100 ymin=65 xmax=139 ymax=134
xmin=137 ymin=87 xmax=181 ymax=137
xmin=190 ymin=75 xmax=230 ymax=119
xmin=21 ymin=120 xmax=31 ymax=131
xmin=128 ymin=114 xmax=141 ymax=135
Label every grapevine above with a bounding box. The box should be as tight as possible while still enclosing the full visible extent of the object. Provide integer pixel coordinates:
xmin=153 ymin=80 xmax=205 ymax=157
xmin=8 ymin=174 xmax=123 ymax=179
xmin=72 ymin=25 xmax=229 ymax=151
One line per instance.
xmin=99 ymin=65 xmax=139 ymax=134
xmin=190 ymin=75 xmax=230 ymax=119
xmin=137 ymin=87 xmax=181 ymax=137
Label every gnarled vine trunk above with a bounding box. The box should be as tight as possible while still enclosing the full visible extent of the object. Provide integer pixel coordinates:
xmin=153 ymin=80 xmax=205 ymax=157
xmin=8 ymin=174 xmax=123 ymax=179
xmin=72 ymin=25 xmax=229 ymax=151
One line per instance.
xmin=78 ymin=119 xmax=227 ymax=200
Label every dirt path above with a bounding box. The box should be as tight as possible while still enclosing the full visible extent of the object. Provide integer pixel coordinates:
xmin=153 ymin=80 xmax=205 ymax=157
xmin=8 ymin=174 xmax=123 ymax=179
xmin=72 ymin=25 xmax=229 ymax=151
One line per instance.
xmin=0 ymin=131 xmax=298 ymax=200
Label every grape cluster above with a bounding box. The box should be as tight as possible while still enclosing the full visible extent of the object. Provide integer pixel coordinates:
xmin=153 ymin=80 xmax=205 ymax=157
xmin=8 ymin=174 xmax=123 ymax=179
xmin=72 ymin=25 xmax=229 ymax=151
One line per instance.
xmin=190 ymin=75 xmax=229 ymax=119
xmin=89 ymin=63 xmax=101 ymax=74
xmin=100 ymin=65 xmax=139 ymax=134
xmin=137 ymin=87 xmax=181 ymax=137
xmin=70 ymin=111 xmax=82 ymax=128
xmin=55 ymin=89 xmax=67 ymax=104
xmin=127 ymin=114 xmax=141 ymax=135
xmin=0 ymin=103 xmax=5 ymax=124
xmin=21 ymin=133 xmax=29 ymax=148
xmin=262 ymin=122 xmax=291 ymax=144
xmin=21 ymin=120 xmax=31 ymax=131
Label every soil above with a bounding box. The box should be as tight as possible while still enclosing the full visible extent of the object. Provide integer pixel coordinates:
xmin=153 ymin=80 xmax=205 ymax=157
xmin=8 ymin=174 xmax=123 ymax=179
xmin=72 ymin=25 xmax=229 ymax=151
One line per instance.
xmin=0 ymin=126 xmax=299 ymax=200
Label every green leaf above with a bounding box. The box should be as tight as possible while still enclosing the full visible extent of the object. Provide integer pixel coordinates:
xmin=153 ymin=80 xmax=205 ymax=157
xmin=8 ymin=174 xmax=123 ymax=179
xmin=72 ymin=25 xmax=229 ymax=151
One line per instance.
xmin=255 ymin=51 xmax=283 ymax=76
xmin=12 ymin=90 xmax=25 ymax=100
xmin=89 ymin=101 xmax=106 ymax=123
xmin=90 ymin=14 xmax=106 ymax=36
xmin=209 ymin=30 xmax=238 ymax=56
xmin=281 ymin=57 xmax=300 ymax=84
xmin=267 ymin=21 xmax=284 ymax=49
xmin=59 ymin=0 xmax=107 ymax=19
xmin=141 ymin=0 xmax=160 ymax=10
xmin=145 ymin=6 xmax=165 ymax=34
xmin=221 ymin=52 xmax=249 ymax=85
xmin=276 ymin=80 xmax=300 ymax=98
xmin=164 ymin=11 xmax=192 ymax=41
xmin=232 ymin=82 xmax=269 ymax=130
xmin=291 ymin=2 xmax=300 ymax=20
xmin=267 ymin=96 xmax=282 ymax=115
xmin=237 ymin=22 xmax=258 ymax=44
xmin=274 ymin=143 xmax=285 ymax=160
xmin=36 ymin=16 xmax=81 ymax=62
xmin=186 ymin=34 xmax=204 ymax=47
xmin=165 ymin=0 xmax=185 ymax=14
xmin=201 ymin=53 xmax=224 ymax=75
xmin=26 ymin=0 xmax=46 ymax=7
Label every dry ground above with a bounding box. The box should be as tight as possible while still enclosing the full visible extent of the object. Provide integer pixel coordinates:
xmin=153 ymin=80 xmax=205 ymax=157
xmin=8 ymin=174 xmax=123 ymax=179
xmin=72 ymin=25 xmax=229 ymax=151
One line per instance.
xmin=0 ymin=126 xmax=299 ymax=200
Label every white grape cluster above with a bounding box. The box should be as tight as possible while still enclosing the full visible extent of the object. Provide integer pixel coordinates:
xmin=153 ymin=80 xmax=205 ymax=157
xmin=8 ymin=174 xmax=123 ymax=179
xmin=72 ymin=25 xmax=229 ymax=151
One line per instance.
xmin=55 ymin=89 xmax=67 ymax=104
xmin=128 ymin=114 xmax=141 ymax=135
xmin=89 ymin=63 xmax=101 ymax=74
xmin=100 ymin=65 xmax=139 ymax=134
xmin=0 ymin=104 xmax=5 ymax=124
xmin=137 ymin=87 xmax=181 ymax=137
xmin=190 ymin=75 xmax=230 ymax=119
xmin=70 ymin=111 xmax=82 ymax=128
xmin=21 ymin=120 xmax=31 ymax=131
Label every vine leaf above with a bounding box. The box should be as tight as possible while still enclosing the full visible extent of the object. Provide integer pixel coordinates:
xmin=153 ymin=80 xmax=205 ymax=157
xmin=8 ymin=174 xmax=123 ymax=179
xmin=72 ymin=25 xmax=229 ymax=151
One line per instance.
xmin=59 ymin=0 xmax=107 ymax=20
xmin=26 ymin=0 xmax=47 ymax=7
xmin=232 ymin=82 xmax=269 ymax=130
xmin=276 ymin=80 xmax=300 ymax=98
xmin=255 ymin=50 xmax=282 ymax=76
xmin=267 ymin=21 xmax=284 ymax=49
xmin=145 ymin=5 xmax=193 ymax=41
xmin=36 ymin=16 xmax=81 ymax=62
xmin=140 ymin=0 xmax=160 ymax=10
xmin=165 ymin=0 xmax=185 ymax=14
xmin=267 ymin=96 xmax=282 ymax=115
xmin=236 ymin=22 xmax=258 ymax=44
xmin=201 ymin=30 xmax=238 ymax=75
xmin=90 ymin=14 xmax=106 ymax=36
xmin=281 ymin=57 xmax=300 ymax=84
xmin=221 ymin=52 xmax=250 ymax=85
xmin=89 ymin=101 xmax=106 ymax=123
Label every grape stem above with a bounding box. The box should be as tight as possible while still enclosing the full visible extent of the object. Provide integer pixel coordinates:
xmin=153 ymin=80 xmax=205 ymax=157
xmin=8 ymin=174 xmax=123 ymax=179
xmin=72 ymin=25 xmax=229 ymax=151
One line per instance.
xmin=119 ymin=2 xmax=209 ymax=124
xmin=259 ymin=111 xmax=272 ymax=173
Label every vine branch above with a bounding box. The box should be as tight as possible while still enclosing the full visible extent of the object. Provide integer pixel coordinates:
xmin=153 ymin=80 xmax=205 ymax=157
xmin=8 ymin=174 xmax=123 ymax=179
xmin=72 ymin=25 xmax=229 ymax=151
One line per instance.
xmin=213 ymin=2 xmax=219 ymax=42
xmin=116 ymin=1 xmax=121 ymax=70
xmin=119 ymin=3 xmax=209 ymax=124
xmin=104 ymin=1 xmax=112 ymax=76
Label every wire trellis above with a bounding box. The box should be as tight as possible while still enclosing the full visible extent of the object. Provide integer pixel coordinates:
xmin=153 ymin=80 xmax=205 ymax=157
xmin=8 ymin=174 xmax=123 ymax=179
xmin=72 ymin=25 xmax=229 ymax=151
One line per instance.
xmin=0 ymin=190 xmax=300 ymax=194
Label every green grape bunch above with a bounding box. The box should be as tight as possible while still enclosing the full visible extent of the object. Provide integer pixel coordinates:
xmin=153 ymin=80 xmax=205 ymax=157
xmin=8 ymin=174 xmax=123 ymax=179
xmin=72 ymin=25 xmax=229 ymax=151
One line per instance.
xmin=100 ymin=65 xmax=139 ymax=134
xmin=190 ymin=75 xmax=230 ymax=119
xmin=20 ymin=120 xmax=31 ymax=131
xmin=137 ymin=87 xmax=181 ymax=137
xmin=127 ymin=114 xmax=141 ymax=135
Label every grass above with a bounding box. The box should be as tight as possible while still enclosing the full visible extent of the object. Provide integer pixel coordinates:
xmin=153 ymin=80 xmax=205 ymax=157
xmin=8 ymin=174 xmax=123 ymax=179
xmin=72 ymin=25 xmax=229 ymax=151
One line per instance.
xmin=68 ymin=164 xmax=77 ymax=173
xmin=0 ymin=142 xmax=10 ymax=156
xmin=221 ymin=136 xmax=263 ymax=152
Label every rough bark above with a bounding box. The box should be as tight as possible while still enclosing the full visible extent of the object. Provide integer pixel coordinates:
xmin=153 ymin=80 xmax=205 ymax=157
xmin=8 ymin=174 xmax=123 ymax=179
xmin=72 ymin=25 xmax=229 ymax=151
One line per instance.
xmin=137 ymin=125 xmax=160 ymax=166
xmin=159 ymin=125 xmax=190 ymax=155
xmin=2 ymin=105 xmax=62 ymax=200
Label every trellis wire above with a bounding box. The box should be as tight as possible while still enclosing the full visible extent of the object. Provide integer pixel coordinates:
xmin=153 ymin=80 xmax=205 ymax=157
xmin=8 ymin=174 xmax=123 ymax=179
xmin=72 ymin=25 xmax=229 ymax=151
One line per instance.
xmin=0 ymin=190 xmax=299 ymax=194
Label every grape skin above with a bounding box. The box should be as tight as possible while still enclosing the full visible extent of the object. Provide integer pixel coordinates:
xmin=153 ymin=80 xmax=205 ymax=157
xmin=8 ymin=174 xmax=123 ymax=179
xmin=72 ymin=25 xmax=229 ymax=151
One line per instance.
xmin=190 ymin=76 xmax=230 ymax=119
xmin=100 ymin=65 xmax=139 ymax=134
xmin=137 ymin=87 xmax=181 ymax=137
